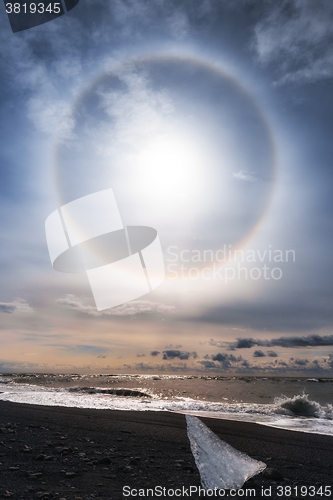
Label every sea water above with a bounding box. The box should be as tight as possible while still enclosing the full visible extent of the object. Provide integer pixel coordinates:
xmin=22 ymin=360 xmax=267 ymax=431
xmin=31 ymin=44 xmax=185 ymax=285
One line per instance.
xmin=0 ymin=374 xmax=332 ymax=436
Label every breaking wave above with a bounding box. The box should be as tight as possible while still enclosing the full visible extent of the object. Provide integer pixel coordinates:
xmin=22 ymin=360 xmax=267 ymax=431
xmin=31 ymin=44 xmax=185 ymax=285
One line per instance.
xmin=275 ymin=393 xmax=333 ymax=419
xmin=68 ymin=387 xmax=152 ymax=398
xmin=1 ymin=376 xmax=333 ymax=436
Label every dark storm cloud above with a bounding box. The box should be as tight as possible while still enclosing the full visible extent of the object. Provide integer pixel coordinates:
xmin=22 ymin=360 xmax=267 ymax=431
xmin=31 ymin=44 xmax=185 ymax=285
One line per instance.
xmin=267 ymin=351 xmax=278 ymax=357
xmin=212 ymin=352 xmax=238 ymax=362
xmin=133 ymin=353 xmax=333 ymax=374
xmin=228 ymin=334 xmax=333 ymax=350
xmin=271 ymin=334 xmax=333 ymax=348
xmin=290 ymin=357 xmax=309 ymax=366
xmin=253 ymin=350 xmax=266 ymax=357
xmin=162 ymin=350 xmax=197 ymax=360
xmin=150 ymin=351 xmax=160 ymax=357
xmin=199 ymin=360 xmax=218 ymax=370
xmin=199 ymin=354 xmax=333 ymax=374
xmin=204 ymin=352 xmax=248 ymax=370
xmin=232 ymin=338 xmax=259 ymax=349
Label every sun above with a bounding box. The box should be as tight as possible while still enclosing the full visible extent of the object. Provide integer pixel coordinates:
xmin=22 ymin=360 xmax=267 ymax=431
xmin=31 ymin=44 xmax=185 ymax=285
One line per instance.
xmin=132 ymin=130 xmax=207 ymax=216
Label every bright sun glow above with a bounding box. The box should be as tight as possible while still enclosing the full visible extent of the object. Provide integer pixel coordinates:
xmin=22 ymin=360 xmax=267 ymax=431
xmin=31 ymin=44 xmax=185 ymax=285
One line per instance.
xmin=133 ymin=131 xmax=207 ymax=216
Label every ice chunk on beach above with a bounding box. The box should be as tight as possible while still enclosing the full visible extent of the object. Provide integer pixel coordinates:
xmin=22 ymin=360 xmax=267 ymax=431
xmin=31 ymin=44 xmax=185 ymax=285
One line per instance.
xmin=186 ymin=415 xmax=266 ymax=490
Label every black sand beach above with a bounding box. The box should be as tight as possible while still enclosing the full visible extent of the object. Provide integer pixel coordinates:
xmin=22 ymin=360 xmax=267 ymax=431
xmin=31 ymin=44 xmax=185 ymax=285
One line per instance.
xmin=0 ymin=401 xmax=332 ymax=499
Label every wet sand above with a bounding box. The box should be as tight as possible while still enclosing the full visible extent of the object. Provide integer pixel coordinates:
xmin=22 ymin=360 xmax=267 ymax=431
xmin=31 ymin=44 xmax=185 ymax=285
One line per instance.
xmin=0 ymin=401 xmax=332 ymax=499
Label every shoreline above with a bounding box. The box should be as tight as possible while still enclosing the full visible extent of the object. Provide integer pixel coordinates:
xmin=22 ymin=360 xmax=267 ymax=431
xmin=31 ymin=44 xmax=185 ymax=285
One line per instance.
xmin=0 ymin=401 xmax=332 ymax=499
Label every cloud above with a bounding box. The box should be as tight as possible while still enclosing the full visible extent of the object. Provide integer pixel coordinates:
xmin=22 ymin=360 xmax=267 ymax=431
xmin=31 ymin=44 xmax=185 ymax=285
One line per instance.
xmin=208 ymin=339 xmax=226 ymax=348
xmin=253 ymin=0 xmax=333 ymax=84
xmin=265 ymin=355 xmax=333 ymax=372
xmin=230 ymin=338 xmax=259 ymax=349
xmin=165 ymin=344 xmax=182 ymax=349
xmin=66 ymin=344 xmax=109 ymax=356
xmin=57 ymin=295 xmax=175 ymax=316
xmin=0 ymin=3 xmax=178 ymax=145
xmin=150 ymin=350 xmax=160 ymax=357
xmin=136 ymin=353 xmax=146 ymax=357
xmin=162 ymin=350 xmax=197 ymax=360
xmin=212 ymin=352 xmax=237 ymax=362
xmin=198 ymin=353 xmax=333 ymax=374
xmin=208 ymin=334 xmax=333 ymax=352
xmin=167 ymin=9 xmax=190 ymax=39
xmin=198 ymin=299 xmax=333 ymax=332
xmin=199 ymin=360 xmax=218 ymax=370
xmin=78 ymin=63 xmax=181 ymax=197
xmin=0 ymin=0 xmax=230 ymax=145
xmin=0 ymin=298 xmax=33 ymax=314
xmin=27 ymin=95 xmax=75 ymax=138
xmin=253 ymin=350 xmax=266 ymax=357
xmin=290 ymin=357 xmax=309 ymax=366
xmin=203 ymin=352 xmax=248 ymax=370
xmin=0 ymin=360 xmax=77 ymax=373
xmin=107 ymin=0 xmax=195 ymax=41
xmin=0 ymin=15 xmax=83 ymax=139
xmin=233 ymin=170 xmax=257 ymax=182
xmin=135 ymin=361 xmax=188 ymax=372
xmin=275 ymin=334 xmax=333 ymax=348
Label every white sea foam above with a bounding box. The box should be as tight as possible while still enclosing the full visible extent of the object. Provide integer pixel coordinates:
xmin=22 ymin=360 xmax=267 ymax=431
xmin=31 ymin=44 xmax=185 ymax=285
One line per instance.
xmin=275 ymin=393 xmax=333 ymax=419
xmin=0 ymin=381 xmax=332 ymax=436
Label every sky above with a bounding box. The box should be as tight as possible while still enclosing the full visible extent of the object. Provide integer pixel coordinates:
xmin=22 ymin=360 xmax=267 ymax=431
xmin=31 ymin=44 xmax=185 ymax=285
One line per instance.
xmin=1 ymin=0 xmax=333 ymax=375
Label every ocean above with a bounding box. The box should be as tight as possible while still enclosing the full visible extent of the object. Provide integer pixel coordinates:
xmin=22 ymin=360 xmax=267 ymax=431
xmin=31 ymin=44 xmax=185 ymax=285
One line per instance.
xmin=0 ymin=374 xmax=332 ymax=437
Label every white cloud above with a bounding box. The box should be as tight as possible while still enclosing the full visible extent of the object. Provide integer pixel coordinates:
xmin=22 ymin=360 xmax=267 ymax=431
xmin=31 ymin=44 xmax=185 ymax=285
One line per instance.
xmin=233 ymin=170 xmax=257 ymax=182
xmin=57 ymin=294 xmax=175 ymax=316
xmin=103 ymin=0 xmax=191 ymax=39
xmin=94 ymin=66 xmax=175 ymax=155
xmin=167 ymin=10 xmax=190 ymax=39
xmin=0 ymin=298 xmax=34 ymax=314
xmin=0 ymin=15 xmax=83 ymax=139
xmin=27 ymin=96 xmax=75 ymax=138
xmin=253 ymin=0 xmax=333 ymax=84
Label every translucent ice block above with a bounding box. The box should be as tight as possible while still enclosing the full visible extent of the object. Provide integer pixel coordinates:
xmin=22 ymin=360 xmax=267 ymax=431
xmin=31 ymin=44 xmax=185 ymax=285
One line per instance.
xmin=186 ymin=415 xmax=266 ymax=490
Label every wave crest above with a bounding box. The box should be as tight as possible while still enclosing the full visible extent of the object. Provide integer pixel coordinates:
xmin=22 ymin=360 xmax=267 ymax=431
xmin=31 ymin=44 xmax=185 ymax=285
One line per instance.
xmin=275 ymin=393 xmax=333 ymax=419
xmin=68 ymin=387 xmax=151 ymax=398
